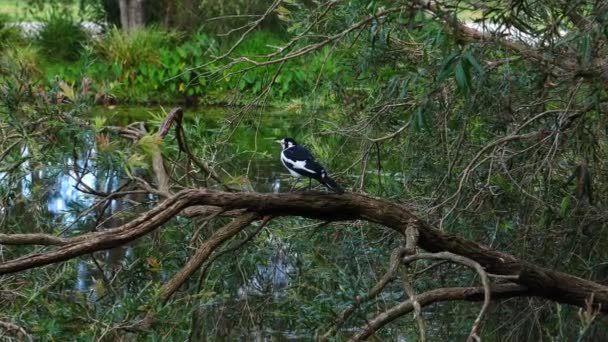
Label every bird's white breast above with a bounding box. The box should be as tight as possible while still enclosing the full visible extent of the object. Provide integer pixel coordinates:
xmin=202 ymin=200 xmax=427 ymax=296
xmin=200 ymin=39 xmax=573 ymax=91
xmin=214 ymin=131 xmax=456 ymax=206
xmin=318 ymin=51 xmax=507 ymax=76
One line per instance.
xmin=281 ymin=152 xmax=302 ymax=177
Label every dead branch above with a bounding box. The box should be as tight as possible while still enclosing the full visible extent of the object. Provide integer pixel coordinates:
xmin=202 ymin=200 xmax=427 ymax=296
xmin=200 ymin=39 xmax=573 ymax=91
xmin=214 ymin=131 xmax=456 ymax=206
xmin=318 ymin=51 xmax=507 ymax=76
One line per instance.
xmin=401 ymin=225 xmax=425 ymax=342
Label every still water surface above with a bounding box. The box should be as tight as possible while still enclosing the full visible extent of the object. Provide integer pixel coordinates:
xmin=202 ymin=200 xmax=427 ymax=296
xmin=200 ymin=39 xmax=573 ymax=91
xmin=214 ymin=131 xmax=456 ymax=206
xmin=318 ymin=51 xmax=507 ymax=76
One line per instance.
xmin=8 ymin=105 xmax=318 ymax=339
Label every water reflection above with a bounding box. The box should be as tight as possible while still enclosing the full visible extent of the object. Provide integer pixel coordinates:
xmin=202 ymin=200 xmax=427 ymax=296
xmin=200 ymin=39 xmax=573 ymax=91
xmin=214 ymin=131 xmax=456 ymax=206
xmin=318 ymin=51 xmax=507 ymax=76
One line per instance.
xmin=75 ymin=261 xmax=90 ymax=293
xmin=5 ymin=105 xmax=314 ymax=339
xmin=271 ymin=175 xmax=281 ymax=194
xmin=47 ymin=158 xmax=97 ymax=225
xmin=20 ymin=146 xmax=32 ymax=198
xmin=238 ymin=234 xmax=293 ymax=298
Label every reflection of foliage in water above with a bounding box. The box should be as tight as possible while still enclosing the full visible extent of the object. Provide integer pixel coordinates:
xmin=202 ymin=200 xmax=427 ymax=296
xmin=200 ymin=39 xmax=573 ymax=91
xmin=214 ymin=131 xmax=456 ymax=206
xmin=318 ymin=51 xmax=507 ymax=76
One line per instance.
xmin=0 ymin=94 xmax=395 ymax=339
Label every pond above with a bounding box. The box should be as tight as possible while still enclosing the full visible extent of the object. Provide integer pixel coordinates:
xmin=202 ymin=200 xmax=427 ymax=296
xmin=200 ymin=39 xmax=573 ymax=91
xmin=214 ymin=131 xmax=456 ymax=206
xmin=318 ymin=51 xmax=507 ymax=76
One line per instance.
xmin=4 ymin=104 xmax=357 ymax=340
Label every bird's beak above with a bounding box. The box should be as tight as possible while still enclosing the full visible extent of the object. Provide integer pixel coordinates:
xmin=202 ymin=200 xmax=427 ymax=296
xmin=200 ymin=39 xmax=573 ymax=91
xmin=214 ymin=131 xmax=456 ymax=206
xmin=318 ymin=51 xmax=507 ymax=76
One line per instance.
xmin=275 ymin=140 xmax=282 ymax=144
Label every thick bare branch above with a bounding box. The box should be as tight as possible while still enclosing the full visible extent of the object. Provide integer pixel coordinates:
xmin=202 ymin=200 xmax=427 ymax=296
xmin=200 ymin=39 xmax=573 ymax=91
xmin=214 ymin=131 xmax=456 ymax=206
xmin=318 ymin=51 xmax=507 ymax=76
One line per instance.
xmin=1 ymin=190 xmax=607 ymax=314
xmin=0 ymin=233 xmax=70 ymax=246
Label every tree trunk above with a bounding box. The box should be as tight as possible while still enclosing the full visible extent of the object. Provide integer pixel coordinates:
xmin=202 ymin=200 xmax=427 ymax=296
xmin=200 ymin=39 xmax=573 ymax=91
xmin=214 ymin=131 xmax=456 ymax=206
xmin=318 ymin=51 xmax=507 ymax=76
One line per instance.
xmin=118 ymin=0 xmax=129 ymax=29
xmin=118 ymin=0 xmax=145 ymax=30
xmin=129 ymin=0 xmax=145 ymax=29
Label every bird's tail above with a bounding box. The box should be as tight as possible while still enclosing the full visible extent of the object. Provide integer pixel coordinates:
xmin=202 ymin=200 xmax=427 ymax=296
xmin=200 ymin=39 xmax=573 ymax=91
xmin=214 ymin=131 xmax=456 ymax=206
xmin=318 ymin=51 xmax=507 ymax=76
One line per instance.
xmin=321 ymin=176 xmax=344 ymax=194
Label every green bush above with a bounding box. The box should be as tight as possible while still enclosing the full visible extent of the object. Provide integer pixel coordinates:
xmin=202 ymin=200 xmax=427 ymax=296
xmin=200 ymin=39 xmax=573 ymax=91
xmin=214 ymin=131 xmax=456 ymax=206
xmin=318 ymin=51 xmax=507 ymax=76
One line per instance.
xmin=221 ymin=30 xmax=346 ymax=100
xmin=36 ymin=9 xmax=88 ymax=61
xmin=91 ymin=28 xmax=217 ymax=102
xmin=0 ymin=46 xmax=41 ymax=78
xmin=94 ymin=26 xmax=180 ymax=71
xmin=37 ymin=27 xmax=344 ymax=104
xmin=0 ymin=14 xmax=23 ymax=49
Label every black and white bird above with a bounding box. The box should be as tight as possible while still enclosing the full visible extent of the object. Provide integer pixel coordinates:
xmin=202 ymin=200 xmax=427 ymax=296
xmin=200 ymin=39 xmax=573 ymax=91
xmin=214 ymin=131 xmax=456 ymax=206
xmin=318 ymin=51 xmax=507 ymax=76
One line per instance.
xmin=276 ymin=137 xmax=344 ymax=194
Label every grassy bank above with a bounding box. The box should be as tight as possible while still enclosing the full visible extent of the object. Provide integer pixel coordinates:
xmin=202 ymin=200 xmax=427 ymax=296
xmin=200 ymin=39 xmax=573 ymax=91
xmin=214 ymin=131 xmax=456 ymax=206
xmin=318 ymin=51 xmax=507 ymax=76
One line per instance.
xmin=0 ymin=0 xmax=81 ymax=21
xmin=0 ymin=8 xmax=347 ymax=107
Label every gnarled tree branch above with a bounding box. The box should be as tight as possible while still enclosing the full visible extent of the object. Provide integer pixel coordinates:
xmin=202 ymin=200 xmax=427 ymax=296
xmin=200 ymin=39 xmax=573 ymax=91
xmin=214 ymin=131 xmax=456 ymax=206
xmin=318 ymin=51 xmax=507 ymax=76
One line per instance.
xmin=1 ymin=190 xmax=607 ymax=315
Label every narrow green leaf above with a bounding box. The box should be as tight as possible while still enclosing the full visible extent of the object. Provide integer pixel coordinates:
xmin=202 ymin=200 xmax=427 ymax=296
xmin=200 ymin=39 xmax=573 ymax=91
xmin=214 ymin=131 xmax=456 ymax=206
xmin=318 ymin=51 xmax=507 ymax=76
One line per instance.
xmin=454 ymin=61 xmax=470 ymax=93
xmin=580 ymin=34 xmax=591 ymax=67
xmin=560 ymin=196 xmax=571 ymax=217
xmin=464 ymin=51 xmax=485 ymax=77
xmin=437 ymin=51 xmax=460 ymax=81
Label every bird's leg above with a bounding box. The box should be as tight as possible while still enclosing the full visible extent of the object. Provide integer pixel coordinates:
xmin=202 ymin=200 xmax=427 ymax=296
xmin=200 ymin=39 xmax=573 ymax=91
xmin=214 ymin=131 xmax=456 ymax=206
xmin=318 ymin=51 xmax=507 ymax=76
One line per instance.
xmin=308 ymin=178 xmax=312 ymax=191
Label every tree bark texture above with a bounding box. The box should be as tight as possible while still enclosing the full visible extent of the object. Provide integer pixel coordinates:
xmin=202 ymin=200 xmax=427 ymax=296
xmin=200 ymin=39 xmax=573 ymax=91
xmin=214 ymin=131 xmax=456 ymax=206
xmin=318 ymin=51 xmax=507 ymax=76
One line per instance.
xmin=119 ymin=0 xmax=145 ymax=30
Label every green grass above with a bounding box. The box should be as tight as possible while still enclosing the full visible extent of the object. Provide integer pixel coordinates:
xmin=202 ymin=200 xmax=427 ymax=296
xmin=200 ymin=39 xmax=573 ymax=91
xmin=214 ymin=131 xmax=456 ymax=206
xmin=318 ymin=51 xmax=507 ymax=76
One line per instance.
xmin=0 ymin=0 xmax=24 ymax=20
xmin=0 ymin=0 xmax=79 ymax=21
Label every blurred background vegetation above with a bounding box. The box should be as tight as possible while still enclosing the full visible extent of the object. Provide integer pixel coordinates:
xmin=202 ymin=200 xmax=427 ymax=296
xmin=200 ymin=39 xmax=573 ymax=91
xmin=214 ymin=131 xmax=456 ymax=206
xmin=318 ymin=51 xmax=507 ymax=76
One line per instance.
xmin=1 ymin=0 xmax=608 ymax=340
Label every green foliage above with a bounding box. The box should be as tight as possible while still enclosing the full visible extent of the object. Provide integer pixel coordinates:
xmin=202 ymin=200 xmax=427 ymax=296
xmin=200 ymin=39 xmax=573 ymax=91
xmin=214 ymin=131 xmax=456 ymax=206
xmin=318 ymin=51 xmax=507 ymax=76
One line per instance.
xmin=0 ymin=45 xmax=41 ymax=78
xmin=94 ymin=26 xmax=179 ymax=71
xmin=3 ymin=0 xmax=608 ymax=340
xmin=36 ymin=8 xmax=88 ymax=61
xmin=0 ymin=13 xmax=22 ymax=48
xmin=222 ymin=30 xmax=346 ymax=100
xmin=34 ymin=27 xmax=345 ymax=104
xmin=438 ymin=48 xmax=485 ymax=95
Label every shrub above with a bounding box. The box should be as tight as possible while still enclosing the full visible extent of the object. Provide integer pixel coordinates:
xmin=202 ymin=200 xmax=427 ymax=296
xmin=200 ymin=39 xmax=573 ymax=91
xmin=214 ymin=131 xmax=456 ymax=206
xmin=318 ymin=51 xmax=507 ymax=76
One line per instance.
xmin=0 ymin=14 xmax=23 ymax=49
xmin=36 ymin=9 xmax=88 ymax=61
xmin=94 ymin=26 xmax=181 ymax=71
xmin=90 ymin=27 xmax=217 ymax=103
xmin=0 ymin=46 xmax=41 ymax=78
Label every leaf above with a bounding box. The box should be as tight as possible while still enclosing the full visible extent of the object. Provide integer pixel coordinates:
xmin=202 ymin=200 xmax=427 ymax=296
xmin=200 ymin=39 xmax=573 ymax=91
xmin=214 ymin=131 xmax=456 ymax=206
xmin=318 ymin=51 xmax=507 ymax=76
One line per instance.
xmin=276 ymin=5 xmax=292 ymax=22
xmin=93 ymin=116 xmax=106 ymax=130
xmin=147 ymin=257 xmax=162 ymax=272
xmin=125 ymin=153 xmax=148 ymax=177
xmin=93 ymin=279 xmax=106 ymax=297
xmin=454 ymin=60 xmax=470 ymax=94
xmin=414 ymin=107 xmax=427 ymax=131
xmin=464 ymin=51 xmax=485 ymax=77
xmin=136 ymin=134 xmax=162 ymax=160
xmin=560 ymin=196 xmax=571 ymax=217
xmin=437 ymin=51 xmax=460 ymax=81
xmin=58 ymin=81 xmax=75 ymax=101
xmin=580 ymin=34 xmax=591 ymax=67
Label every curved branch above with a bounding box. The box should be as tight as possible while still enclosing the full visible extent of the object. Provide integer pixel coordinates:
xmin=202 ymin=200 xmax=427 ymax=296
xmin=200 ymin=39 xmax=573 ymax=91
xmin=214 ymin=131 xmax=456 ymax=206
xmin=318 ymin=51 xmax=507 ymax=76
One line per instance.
xmin=319 ymin=247 xmax=408 ymax=340
xmin=160 ymin=212 xmax=259 ymax=303
xmin=1 ymin=190 xmax=607 ymax=314
xmin=401 ymin=252 xmax=491 ymax=341
xmin=349 ymin=284 xmax=528 ymax=341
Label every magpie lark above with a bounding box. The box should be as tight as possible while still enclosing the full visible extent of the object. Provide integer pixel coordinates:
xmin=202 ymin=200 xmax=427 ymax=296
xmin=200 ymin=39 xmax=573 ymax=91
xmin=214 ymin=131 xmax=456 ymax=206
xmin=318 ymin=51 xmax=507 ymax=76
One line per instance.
xmin=276 ymin=138 xmax=344 ymax=194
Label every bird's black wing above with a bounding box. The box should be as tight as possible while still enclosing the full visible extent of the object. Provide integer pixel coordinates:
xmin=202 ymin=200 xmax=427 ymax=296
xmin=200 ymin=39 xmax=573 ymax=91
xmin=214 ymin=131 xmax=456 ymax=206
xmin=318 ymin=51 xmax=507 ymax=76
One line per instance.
xmin=283 ymin=145 xmax=326 ymax=178
xmin=284 ymin=145 xmax=314 ymax=160
xmin=283 ymin=145 xmax=344 ymax=193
